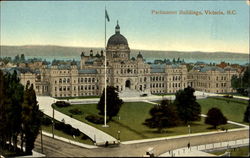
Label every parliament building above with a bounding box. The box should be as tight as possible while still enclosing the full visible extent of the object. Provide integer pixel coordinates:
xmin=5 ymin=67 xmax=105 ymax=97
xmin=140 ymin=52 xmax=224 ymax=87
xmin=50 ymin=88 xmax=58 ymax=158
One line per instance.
xmin=15 ymin=23 xmax=238 ymax=97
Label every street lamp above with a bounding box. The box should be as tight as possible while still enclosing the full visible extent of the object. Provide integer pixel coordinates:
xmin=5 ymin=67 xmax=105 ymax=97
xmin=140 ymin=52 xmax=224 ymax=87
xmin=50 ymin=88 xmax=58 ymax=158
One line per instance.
xmin=117 ymin=131 xmax=121 ymax=143
xmin=40 ymin=109 xmax=44 ymax=153
xmin=188 ymin=125 xmax=191 ymax=149
xmin=52 ymin=101 xmax=55 ymax=139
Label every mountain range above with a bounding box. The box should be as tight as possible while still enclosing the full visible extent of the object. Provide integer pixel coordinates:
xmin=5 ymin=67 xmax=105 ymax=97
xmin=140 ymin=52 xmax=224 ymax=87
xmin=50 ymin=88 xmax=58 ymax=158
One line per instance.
xmin=0 ymin=45 xmax=248 ymax=63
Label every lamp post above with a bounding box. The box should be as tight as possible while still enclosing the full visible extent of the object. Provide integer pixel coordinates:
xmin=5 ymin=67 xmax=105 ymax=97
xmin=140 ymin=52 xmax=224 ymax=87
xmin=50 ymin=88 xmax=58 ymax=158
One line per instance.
xmin=52 ymin=101 xmax=55 ymax=139
xmin=188 ymin=125 xmax=191 ymax=149
xmin=117 ymin=131 xmax=120 ymax=143
xmin=40 ymin=109 xmax=44 ymax=153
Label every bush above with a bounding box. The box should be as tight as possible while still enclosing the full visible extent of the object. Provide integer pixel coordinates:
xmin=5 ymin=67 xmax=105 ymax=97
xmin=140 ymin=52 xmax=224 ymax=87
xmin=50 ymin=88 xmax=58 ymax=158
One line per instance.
xmin=62 ymin=124 xmax=73 ymax=135
xmin=54 ymin=101 xmax=71 ymax=108
xmin=42 ymin=116 xmax=52 ymax=126
xmin=69 ymin=108 xmax=83 ymax=115
xmin=85 ymin=114 xmax=104 ymax=124
xmin=81 ymin=134 xmax=90 ymax=140
xmin=72 ymin=128 xmax=81 ymax=136
xmin=54 ymin=122 xmax=64 ymax=130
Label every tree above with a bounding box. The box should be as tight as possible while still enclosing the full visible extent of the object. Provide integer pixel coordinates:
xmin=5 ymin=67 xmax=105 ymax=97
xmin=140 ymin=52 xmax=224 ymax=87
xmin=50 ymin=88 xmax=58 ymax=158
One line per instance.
xmin=231 ymin=66 xmax=250 ymax=96
xmin=143 ymin=99 xmax=180 ymax=132
xmin=172 ymin=58 xmax=176 ymax=63
xmin=174 ymin=86 xmax=201 ymax=124
xmin=21 ymin=83 xmax=41 ymax=154
xmin=205 ymin=108 xmax=227 ymax=129
xmin=0 ymin=70 xmax=24 ymax=151
xmin=97 ymin=86 xmax=124 ymax=121
xmin=20 ymin=54 xmax=25 ymax=62
xmin=243 ymin=100 xmax=250 ymax=123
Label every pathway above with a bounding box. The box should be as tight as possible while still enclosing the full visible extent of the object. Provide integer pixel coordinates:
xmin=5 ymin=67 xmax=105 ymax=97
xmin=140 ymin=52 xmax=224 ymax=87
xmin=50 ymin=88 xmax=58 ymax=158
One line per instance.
xmin=159 ymin=138 xmax=249 ymax=157
xmin=37 ymin=96 xmax=117 ymax=144
xmin=34 ymin=128 xmax=249 ymax=157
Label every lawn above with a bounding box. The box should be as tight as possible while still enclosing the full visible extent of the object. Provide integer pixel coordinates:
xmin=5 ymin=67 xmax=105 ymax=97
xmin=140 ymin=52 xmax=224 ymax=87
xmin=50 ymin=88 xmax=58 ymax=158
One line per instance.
xmin=210 ymin=146 xmax=249 ymax=156
xmin=54 ymin=101 xmax=241 ymax=141
xmin=197 ymin=97 xmax=248 ymax=123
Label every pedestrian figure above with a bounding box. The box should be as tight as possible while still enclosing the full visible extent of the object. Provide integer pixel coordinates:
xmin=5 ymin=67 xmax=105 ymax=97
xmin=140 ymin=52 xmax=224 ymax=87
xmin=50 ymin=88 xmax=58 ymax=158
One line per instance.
xmin=105 ymin=141 xmax=109 ymax=147
xmin=187 ymin=142 xmax=190 ymax=149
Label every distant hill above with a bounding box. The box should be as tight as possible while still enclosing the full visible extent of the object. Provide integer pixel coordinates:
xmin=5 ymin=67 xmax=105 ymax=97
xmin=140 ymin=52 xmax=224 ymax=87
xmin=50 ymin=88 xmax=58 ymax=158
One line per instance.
xmin=0 ymin=45 xmax=248 ymax=63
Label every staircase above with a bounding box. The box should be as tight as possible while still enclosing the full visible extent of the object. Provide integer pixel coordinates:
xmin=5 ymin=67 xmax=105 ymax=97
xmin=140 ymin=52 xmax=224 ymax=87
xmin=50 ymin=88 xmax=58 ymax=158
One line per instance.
xmin=119 ymin=88 xmax=151 ymax=98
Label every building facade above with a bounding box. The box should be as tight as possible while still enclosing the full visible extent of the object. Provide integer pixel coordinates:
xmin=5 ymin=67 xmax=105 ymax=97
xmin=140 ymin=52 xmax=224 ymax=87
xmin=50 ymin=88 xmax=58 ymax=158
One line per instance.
xmin=5 ymin=23 xmax=239 ymax=97
xmin=187 ymin=66 xmax=238 ymax=93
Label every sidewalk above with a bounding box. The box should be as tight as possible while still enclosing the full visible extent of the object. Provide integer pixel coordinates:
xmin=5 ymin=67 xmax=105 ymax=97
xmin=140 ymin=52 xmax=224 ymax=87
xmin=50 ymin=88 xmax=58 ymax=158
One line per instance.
xmin=159 ymin=138 xmax=249 ymax=157
xmin=37 ymin=96 xmax=117 ymax=144
xmin=121 ymin=127 xmax=249 ymax=145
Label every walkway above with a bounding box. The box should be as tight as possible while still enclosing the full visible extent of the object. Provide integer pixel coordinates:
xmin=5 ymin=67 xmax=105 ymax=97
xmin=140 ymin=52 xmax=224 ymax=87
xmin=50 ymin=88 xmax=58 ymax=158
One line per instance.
xmin=65 ymin=90 xmax=217 ymax=105
xmin=159 ymin=138 xmax=249 ymax=157
xmin=37 ymin=96 xmax=117 ymax=144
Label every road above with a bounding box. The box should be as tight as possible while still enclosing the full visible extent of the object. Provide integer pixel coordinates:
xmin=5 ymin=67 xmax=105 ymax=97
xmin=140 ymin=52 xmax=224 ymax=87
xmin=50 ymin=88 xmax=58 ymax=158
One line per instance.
xmin=34 ymin=128 xmax=249 ymax=157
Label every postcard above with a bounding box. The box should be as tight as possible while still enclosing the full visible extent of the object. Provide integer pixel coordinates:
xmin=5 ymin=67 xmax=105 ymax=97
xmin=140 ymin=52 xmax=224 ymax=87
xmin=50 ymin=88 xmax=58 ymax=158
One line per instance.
xmin=0 ymin=0 xmax=249 ymax=157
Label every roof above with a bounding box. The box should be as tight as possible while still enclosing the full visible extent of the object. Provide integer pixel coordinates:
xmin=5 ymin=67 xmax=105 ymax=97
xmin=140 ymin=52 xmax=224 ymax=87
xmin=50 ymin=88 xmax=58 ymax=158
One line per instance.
xmin=1 ymin=67 xmax=40 ymax=75
xmin=107 ymin=24 xmax=128 ymax=46
xmin=192 ymin=66 xmax=236 ymax=73
xmin=78 ymin=69 xmax=97 ymax=74
xmin=150 ymin=64 xmax=165 ymax=73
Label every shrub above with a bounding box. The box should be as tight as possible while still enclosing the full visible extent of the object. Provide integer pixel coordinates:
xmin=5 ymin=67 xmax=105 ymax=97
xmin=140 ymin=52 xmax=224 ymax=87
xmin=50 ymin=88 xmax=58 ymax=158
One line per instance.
xmin=81 ymin=134 xmax=90 ymax=140
xmin=42 ymin=116 xmax=52 ymax=126
xmin=72 ymin=128 xmax=81 ymax=136
xmin=54 ymin=122 xmax=64 ymax=130
xmin=85 ymin=114 xmax=104 ymax=124
xmin=54 ymin=101 xmax=71 ymax=108
xmin=62 ymin=124 xmax=73 ymax=135
xmin=69 ymin=108 xmax=83 ymax=115
xmin=205 ymin=107 xmax=227 ymax=129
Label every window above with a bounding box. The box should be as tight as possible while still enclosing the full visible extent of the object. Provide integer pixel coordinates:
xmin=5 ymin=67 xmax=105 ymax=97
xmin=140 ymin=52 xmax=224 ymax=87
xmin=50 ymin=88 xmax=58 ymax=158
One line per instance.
xmin=59 ymin=78 xmax=62 ymax=83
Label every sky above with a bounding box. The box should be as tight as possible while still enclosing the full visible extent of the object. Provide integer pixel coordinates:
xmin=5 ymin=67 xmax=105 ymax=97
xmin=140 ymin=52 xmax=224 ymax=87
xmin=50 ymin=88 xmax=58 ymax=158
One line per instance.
xmin=1 ymin=1 xmax=249 ymax=54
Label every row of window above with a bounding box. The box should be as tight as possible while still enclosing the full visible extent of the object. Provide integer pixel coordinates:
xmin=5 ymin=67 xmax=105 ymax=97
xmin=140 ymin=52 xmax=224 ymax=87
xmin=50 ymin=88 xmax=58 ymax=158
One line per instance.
xmin=55 ymin=77 xmax=98 ymax=84
xmin=216 ymin=83 xmax=227 ymax=88
xmin=55 ymin=92 xmax=98 ymax=97
xmin=55 ymin=85 xmax=99 ymax=91
xmin=150 ymin=76 xmax=165 ymax=82
xmin=150 ymin=83 xmax=165 ymax=88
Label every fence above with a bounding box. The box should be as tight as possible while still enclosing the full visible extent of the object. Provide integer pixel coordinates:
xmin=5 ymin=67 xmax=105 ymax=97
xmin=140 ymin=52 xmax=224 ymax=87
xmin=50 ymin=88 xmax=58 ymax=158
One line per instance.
xmin=160 ymin=138 xmax=249 ymax=157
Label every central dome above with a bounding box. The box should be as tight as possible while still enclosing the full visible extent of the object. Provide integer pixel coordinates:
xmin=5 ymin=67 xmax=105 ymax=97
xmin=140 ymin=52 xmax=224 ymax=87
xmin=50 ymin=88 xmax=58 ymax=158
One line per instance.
xmin=107 ymin=21 xmax=128 ymax=46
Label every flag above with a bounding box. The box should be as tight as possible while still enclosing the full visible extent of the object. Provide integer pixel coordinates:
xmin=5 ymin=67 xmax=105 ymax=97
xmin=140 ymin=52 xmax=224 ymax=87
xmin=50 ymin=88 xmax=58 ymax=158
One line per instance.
xmin=105 ymin=9 xmax=110 ymax=22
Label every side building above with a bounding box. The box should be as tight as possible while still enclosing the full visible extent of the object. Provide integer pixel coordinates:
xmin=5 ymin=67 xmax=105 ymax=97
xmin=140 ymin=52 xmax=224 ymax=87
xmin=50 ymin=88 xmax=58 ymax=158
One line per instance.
xmin=188 ymin=66 xmax=238 ymax=93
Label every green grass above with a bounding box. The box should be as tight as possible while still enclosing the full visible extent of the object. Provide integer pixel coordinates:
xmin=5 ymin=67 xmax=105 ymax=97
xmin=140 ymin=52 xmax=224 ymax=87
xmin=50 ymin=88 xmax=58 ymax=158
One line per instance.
xmin=54 ymin=101 xmax=241 ymax=141
xmin=210 ymin=146 xmax=249 ymax=156
xmin=42 ymin=123 xmax=94 ymax=145
xmin=197 ymin=97 xmax=248 ymax=123
xmin=56 ymin=96 xmax=100 ymax=100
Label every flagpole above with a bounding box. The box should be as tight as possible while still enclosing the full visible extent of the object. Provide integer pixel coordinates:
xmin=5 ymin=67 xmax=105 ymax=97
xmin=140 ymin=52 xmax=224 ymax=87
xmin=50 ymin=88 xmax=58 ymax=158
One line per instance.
xmin=103 ymin=6 xmax=108 ymax=127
